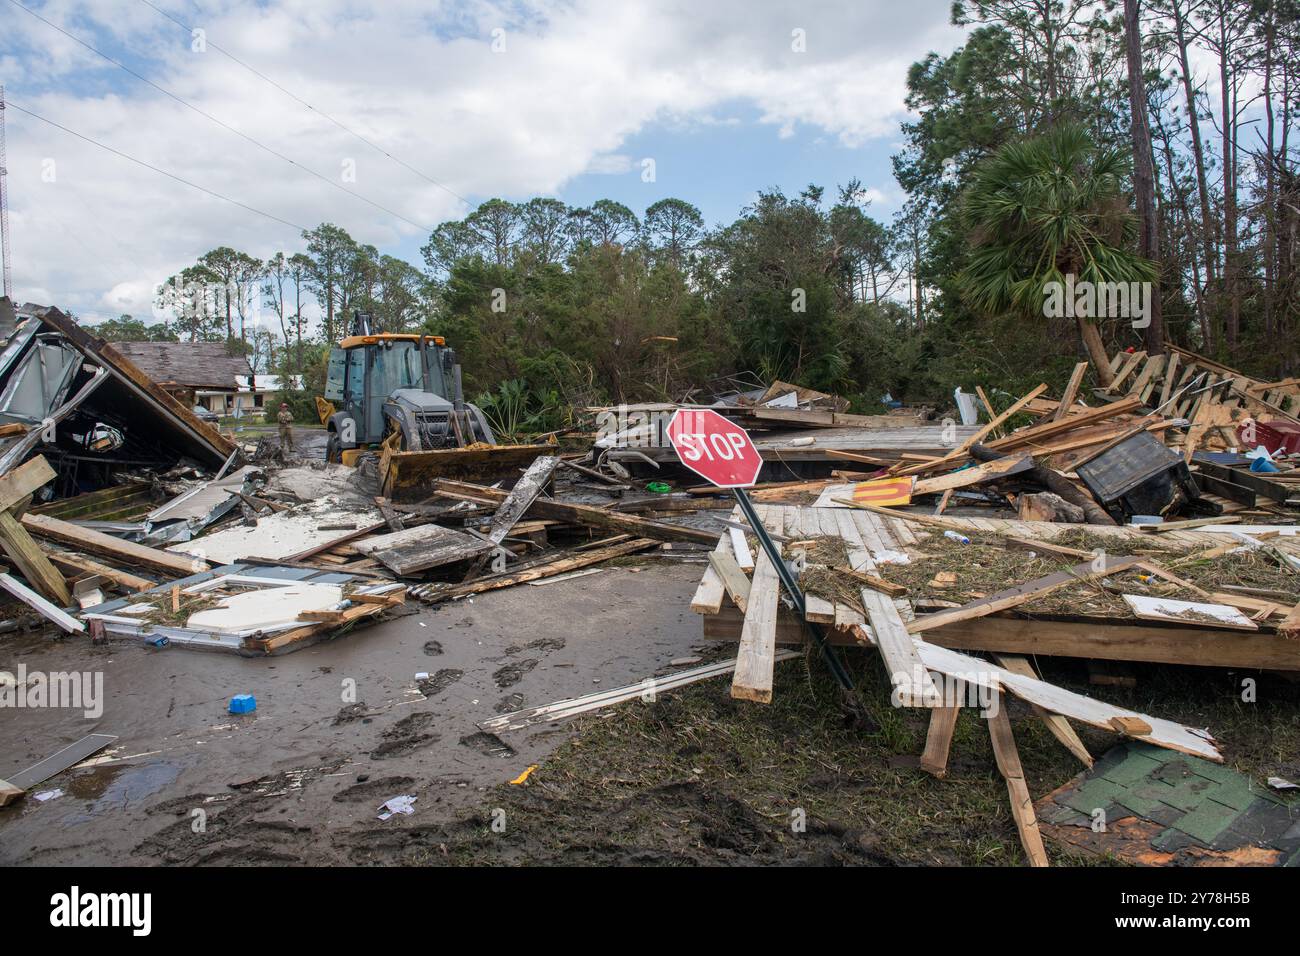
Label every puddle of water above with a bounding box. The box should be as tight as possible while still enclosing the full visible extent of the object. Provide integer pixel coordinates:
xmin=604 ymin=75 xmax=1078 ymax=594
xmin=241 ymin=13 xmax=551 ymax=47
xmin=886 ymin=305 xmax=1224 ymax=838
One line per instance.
xmin=63 ymin=759 xmax=186 ymax=815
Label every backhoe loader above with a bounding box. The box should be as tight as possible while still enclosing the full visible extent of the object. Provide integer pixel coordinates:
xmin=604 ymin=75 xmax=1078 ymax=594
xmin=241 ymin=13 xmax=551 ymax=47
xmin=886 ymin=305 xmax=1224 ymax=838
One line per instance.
xmin=316 ymin=314 xmax=551 ymax=500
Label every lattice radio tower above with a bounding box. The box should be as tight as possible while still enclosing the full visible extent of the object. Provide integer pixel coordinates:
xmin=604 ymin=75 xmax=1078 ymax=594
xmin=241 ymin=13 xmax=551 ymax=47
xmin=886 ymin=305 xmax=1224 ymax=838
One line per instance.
xmin=0 ymin=85 xmax=11 ymax=299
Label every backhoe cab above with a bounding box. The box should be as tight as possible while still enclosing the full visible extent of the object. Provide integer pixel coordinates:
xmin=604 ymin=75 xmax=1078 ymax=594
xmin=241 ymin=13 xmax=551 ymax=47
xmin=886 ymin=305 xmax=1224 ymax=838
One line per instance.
xmin=321 ymin=328 xmax=496 ymax=465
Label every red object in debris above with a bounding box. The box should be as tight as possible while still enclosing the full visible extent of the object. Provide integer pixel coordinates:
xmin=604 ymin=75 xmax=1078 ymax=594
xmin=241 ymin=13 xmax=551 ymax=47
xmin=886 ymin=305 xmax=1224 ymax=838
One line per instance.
xmin=665 ymin=409 xmax=763 ymax=488
xmin=1241 ymin=420 xmax=1300 ymax=455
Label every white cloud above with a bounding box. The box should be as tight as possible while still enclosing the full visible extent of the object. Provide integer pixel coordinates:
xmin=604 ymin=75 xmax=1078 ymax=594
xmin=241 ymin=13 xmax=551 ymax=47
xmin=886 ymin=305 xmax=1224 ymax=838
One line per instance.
xmin=2 ymin=0 xmax=964 ymax=319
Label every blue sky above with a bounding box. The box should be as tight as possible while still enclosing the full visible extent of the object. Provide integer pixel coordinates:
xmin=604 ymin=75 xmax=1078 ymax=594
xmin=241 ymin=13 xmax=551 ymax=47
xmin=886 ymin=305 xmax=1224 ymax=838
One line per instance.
xmin=1 ymin=0 xmax=963 ymax=326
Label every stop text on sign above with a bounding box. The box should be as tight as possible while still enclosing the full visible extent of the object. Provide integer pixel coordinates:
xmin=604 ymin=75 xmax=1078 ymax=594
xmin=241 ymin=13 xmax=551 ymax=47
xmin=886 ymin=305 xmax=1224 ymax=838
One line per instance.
xmin=674 ymin=428 xmax=749 ymax=462
xmin=664 ymin=409 xmax=763 ymax=488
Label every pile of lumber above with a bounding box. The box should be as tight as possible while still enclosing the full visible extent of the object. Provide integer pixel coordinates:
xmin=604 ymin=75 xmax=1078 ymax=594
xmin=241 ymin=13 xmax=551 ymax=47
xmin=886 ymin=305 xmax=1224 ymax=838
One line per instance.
xmin=688 ymin=501 xmax=1236 ymax=867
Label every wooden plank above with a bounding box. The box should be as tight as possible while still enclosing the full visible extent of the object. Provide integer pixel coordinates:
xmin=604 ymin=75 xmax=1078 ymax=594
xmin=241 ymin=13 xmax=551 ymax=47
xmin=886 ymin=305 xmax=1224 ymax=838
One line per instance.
xmin=689 ymin=531 xmax=731 ymax=614
xmin=702 ymin=602 xmax=1300 ymax=672
xmin=1158 ymin=352 xmax=1180 ymax=408
xmin=0 ymin=510 xmax=72 ymax=605
xmin=731 ymin=541 xmax=781 ymax=704
xmin=986 ymin=695 xmax=1050 ymax=867
xmin=994 ymin=654 xmax=1093 ymax=768
xmin=46 ymin=554 xmax=149 ymax=595
xmin=839 ymin=509 xmax=940 ymax=706
xmin=1137 ymin=515 xmax=1241 ymax=533
xmin=912 ymin=453 xmax=1034 ymax=495
xmin=927 ymin=615 xmax=1300 ymax=671
xmin=22 ymin=512 xmax=206 ymax=576
xmin=834 ymin=566 xmax=908 ymax=597
xmin=708 ymin=550 xmax=751 ymax=614
xmin=919 ymin=704 xmax=961 ymax=777
xmin=0 ymin=456 xmax=56 ymax=514
xmin=906 ymin=556 xmax=1145 ymax=634
xmin=729 ymin=526 xmax=755 ymax=570
xmin=896 ymin=384 xmax=1047 ymax=476
xmin=0 ymin=571 xmax=83 ymax=632
xmin=1120 ymin=594 xmax=1257 ymax=630
xmin=1052 ymin=362 xmax=1089 ymax=421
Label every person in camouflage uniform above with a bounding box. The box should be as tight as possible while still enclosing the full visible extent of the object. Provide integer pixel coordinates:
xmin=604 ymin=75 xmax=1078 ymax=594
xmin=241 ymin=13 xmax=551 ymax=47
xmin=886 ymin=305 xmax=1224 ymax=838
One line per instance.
xmin=277 ymin=402 xmax=295 ymax=457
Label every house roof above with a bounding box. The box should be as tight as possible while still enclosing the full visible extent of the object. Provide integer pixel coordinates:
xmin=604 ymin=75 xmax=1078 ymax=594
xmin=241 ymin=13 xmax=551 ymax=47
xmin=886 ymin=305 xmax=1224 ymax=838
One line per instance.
xmin=112 ymin=342 xmax=248 ymax=390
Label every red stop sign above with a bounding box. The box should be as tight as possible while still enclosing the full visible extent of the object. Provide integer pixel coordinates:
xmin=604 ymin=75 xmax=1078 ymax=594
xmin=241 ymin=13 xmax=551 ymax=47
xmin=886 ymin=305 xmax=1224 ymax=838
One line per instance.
xmin=665 ymin=409 xmax=763 ymax=488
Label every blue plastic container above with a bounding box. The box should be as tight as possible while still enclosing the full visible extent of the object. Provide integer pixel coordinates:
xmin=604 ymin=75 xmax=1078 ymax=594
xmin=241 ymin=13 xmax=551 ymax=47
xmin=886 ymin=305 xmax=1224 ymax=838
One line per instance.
xmin=228 ymin=694 xmax=257 ymax=715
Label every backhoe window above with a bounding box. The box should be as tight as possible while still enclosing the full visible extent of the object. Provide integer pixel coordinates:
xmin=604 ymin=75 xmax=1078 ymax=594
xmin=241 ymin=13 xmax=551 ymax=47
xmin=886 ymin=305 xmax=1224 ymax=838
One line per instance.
xmin=368 ymin=342 xmax=424 ymax=399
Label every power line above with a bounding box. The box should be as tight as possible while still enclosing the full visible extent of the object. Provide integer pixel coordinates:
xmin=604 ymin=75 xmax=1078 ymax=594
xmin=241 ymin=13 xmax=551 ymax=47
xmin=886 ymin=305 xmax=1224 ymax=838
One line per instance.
xmin=7 ymin=0 xmax=435 ymax=233
xmin=136 ymin=0 xmax=470 ymax=206
xmin=6 ymin=101 xmax=309 ymax=231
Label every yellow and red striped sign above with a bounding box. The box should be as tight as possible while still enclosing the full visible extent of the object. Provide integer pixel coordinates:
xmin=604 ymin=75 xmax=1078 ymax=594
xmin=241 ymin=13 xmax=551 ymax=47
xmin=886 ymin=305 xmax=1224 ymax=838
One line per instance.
xmin=851 ymin=476 xmax=914 ymax=508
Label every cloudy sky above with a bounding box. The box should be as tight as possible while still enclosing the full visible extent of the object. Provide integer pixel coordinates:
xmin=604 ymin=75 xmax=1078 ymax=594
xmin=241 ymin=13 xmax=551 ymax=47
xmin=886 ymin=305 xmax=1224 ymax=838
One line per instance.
xmin=1 ymin=0 xmax=964 ymax=325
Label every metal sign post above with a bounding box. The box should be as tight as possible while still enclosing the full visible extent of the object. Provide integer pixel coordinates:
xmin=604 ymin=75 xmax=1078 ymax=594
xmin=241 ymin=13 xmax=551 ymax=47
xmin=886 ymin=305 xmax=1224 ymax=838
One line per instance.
xmin=661 ymin=407 xmax=854 ymax=694
xmin=730 ymin=486 xmax=854 ymax=693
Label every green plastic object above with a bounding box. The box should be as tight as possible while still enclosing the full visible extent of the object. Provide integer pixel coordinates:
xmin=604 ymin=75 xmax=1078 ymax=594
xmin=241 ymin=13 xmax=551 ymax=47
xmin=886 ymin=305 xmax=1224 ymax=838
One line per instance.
xmin=646 ymin=481 xmax=671 ymax=494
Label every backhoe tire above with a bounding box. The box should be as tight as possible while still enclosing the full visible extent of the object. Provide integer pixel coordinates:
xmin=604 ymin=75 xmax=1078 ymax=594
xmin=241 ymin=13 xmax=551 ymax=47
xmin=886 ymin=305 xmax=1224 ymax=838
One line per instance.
xmin=325 ymin=430 xmax=342 ymax=464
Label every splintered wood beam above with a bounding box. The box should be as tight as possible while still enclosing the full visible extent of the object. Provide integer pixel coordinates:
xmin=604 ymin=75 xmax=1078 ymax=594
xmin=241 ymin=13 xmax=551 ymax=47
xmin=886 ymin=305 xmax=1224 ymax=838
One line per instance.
xmin=994 ymin=654 xmax=1092 ymax=769
xmin=1278 ymin=601 xmax=1300 ymax=641
xmin=986 ymin=694 xmax=1050 ymax=867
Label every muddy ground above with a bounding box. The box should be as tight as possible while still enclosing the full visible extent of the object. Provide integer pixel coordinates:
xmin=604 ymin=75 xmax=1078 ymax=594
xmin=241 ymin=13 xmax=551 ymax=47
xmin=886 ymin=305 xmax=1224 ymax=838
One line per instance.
xmin=3 ymin=530 xmax=1298 ymax=865
xmin=0 ymin=559 xmax=711 ymax=865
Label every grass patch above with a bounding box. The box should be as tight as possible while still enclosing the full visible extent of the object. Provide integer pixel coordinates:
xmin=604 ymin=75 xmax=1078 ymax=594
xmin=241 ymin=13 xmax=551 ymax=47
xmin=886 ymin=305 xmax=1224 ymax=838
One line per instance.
xmin=434 ymin=651 xmax=1300 ymax=866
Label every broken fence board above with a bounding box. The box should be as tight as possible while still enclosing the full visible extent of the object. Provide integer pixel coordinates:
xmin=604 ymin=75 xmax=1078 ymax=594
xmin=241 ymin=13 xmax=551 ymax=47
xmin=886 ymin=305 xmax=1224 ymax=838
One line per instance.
xmin=1120 ymin=594 xmax=1257 ymax=630
xmin=986 ymin=695 xmax=1051 ymax=867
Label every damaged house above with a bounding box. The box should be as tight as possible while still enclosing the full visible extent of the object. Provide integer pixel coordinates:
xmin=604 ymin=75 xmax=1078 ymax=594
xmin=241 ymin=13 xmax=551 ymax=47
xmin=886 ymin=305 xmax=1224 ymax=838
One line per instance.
xmin=0 ymin=304 xmax=236 ymax=500
xmin=111 ymin=341 xmax=250 ymax=416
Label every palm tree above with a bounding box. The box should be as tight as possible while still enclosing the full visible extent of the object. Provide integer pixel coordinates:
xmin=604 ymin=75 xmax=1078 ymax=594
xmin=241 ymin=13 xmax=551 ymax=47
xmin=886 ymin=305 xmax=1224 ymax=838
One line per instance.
xmin=959 ymin=124 xmax=1156 ymax=386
